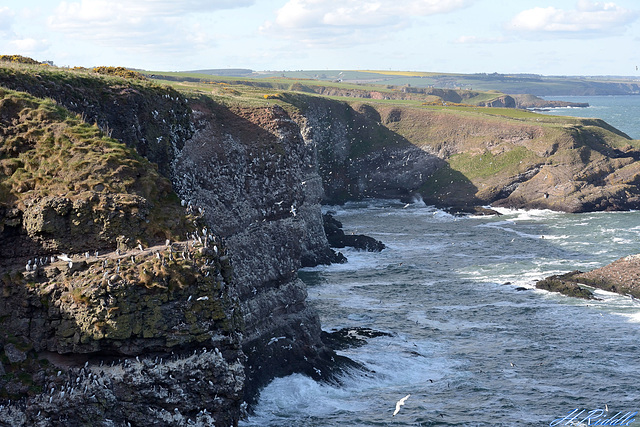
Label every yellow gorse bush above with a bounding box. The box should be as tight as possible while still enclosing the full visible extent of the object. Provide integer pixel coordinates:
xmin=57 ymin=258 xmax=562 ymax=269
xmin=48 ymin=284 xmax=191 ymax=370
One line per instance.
xmin=92 ymin=66 xmax=147 ymax=80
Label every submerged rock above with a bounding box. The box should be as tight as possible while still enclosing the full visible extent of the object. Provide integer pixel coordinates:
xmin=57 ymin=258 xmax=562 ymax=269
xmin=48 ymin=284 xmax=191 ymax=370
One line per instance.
xmin=322 ymin=327 xmax=392 ymax=350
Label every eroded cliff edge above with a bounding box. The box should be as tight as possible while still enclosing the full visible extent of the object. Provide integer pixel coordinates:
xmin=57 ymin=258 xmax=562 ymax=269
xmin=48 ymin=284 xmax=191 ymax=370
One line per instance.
xmin=2 ymin=65 xmax=640 ymax=425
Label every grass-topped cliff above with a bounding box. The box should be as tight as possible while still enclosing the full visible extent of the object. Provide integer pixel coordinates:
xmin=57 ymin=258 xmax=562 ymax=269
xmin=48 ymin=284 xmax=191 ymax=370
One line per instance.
xmin=0 ymin=61 xmax=246 ymax=426
xmin=0 ymin=86 xmax=192 ymax=257
xmin=139 ymin=68 xmax=640 ymax=212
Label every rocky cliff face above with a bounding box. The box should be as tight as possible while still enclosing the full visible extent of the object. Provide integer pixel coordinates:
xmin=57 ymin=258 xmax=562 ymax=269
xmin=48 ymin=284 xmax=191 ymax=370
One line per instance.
xmin=3 ymin=66 xmax=640 ymax=426
xmin=291 ymin=95 xmax=640 ymax=213
xmin=0 ymin=80 xmax=245 ymax=426
xmin=169 ymin=98 xmax=346 ymax=403
xmin=289 ymin=95 xmax=443 ymax=203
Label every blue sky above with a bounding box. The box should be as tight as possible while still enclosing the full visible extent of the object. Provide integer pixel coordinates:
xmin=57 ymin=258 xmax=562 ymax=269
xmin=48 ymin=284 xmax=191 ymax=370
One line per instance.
xmin=1 ymin=0 xmax=639 ymax=75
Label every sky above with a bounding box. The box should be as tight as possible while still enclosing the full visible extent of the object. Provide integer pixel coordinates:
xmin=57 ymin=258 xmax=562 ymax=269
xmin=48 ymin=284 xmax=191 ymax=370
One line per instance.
xmin=1 ymin=0 xmax=639 ymax=76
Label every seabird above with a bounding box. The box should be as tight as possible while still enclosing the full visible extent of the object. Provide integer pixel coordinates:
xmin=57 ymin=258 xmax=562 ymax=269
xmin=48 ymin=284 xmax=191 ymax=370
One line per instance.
xmin=393 ymin=394 xmax=410 ymax=416
xmin=58 ymin=254 xmax=72 ymax=262
xmin=197 ymin=296 xmax=209 ymax=301
xmin=138 ymin=243 xmax=144 ymax=251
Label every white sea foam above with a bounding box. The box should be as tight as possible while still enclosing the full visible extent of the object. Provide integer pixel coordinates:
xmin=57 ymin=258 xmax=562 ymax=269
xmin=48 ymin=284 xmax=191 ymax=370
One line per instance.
xmin=475 ymin=221 xmax=546 ymax=240
xmin=240 ymin=374 xmax=367 ymax=426
xmin=490 ymin=207 xmax=563 ymax=222
xmin=256 ymin=197 xmax=640 ymax=425
xmin=242 ymin=334 xmax=455 ymax=426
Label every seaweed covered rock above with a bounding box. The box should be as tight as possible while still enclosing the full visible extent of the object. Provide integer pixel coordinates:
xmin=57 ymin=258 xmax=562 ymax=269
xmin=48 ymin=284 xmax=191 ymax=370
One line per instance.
xmin=535 ymin=271 xmax=597 ymax=300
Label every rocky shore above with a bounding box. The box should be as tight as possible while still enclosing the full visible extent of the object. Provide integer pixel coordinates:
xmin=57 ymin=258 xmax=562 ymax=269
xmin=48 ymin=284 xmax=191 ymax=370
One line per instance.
xmin=3 ymin=63 xmax=640 ymax=425
xmin=536 ymin=255 xmax=640 ymax=300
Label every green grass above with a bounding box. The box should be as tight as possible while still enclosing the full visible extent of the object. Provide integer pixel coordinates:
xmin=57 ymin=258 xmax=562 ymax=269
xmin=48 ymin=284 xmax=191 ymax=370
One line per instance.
xmin=449 ymin=147 xmax=533 ymax=179
xmin=0 ymin=85 xmax=191 ymax=242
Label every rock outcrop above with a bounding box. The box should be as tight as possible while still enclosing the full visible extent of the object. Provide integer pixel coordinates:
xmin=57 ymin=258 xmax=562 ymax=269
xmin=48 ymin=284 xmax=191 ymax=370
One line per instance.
xmin=537 ymin=255 xmax=640 ymax=300
xmin=323 ymin=213 xmax=385 ymax=252
xmin=0 ymin=85 xmax=244 ymax=426
xmin=511 ymin=94 xmax=589 ymax=109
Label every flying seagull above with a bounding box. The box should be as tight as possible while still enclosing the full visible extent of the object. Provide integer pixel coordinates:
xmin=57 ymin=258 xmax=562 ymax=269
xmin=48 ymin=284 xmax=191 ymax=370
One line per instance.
xmin=393 ymin=394 xmax=410 ymax=416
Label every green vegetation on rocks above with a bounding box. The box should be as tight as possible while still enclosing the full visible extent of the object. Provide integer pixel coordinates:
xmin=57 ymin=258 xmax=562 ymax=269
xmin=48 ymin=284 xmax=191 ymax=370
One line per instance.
xmin=0 ymin=88 xmax=191 ymax=250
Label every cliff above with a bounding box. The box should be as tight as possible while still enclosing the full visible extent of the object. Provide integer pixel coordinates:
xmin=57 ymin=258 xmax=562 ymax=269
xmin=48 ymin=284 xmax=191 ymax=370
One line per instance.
xmin=0 ymin=64 xmax=349 ymax=426
xmin=0 ymin=84 xmax=245 ymax=426
xmin=280 ymin=92 xmax=640 ymax=213
xmin=3 ymin=63 xmax=640 ymax=425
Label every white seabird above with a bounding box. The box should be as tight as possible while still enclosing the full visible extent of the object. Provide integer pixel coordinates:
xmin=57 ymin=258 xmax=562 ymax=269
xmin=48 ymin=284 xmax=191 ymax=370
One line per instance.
xmin=58 ymin=254 xmax=72 ymax=262
xmin=393 ymin=394 xmax=410 ymax=416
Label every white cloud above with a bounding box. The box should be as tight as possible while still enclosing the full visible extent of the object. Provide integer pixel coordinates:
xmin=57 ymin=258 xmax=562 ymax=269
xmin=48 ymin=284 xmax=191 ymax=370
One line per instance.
xmin=507 ymin=1 xmax=637 ymax=35
xmin=8 ymin=37 xmax=50 ymax=53
xmin=47 ymin=0 xmax=253 ymax=55
xmin=454 ymin=35 xmax=507 ymax=44
xmin=263 ymin=0 xmax=473 ymax=44
xmin=0 ymin=7 xmax=14 ymax=34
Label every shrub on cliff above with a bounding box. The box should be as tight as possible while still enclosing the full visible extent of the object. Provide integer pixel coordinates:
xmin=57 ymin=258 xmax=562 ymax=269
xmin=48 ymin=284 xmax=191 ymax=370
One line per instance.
xmin=92 ymin=66 xmax=147 ymax=81
xmin=0 ymin=55 xmax=40 ymax=65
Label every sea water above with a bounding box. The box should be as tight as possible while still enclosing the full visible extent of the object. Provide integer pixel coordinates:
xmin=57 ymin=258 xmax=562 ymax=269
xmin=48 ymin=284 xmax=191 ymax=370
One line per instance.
xmin=539 ymin=95 xmax=640 ymax=139
xmin=241 ymin=97 xmax=640 ymax=427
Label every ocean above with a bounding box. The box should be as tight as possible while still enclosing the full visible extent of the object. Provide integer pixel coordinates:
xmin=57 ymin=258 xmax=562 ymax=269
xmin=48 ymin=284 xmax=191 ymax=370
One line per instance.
xmin=240 ymin=96 xmax=640 ymax=427
xmin=538 ymin=95 xmax=640 ymax=139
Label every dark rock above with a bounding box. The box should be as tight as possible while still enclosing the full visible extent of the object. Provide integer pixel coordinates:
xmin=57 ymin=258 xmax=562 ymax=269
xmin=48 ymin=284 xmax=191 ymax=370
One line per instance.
xmin=446 ymin=206 xmax=502 ymax=216
xmin=322 ymin=327 xmax=393 ymax=351
xmin=535 ymin=271 xmax=598 ymax=300
xmin=4 ymin=343 xmax=26 ymax=364
xmin=323 ymin=214 xmax=385 ymax=252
